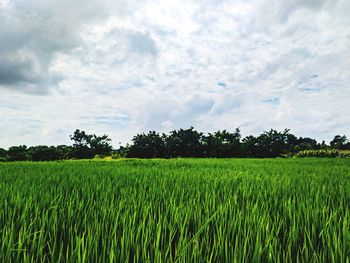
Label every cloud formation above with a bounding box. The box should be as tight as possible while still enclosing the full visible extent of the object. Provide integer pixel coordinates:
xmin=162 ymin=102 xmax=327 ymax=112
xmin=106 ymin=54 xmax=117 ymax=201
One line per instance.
xmin=0 ymin=0 xmax=125 ymax=93
xmin=0 ymin=0 xmax=349 ymax=147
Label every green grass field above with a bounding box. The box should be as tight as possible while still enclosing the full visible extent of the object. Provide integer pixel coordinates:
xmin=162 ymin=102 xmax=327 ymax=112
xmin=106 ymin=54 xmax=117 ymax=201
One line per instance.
xmin=0 ymin=158 xmax=349 ymax=262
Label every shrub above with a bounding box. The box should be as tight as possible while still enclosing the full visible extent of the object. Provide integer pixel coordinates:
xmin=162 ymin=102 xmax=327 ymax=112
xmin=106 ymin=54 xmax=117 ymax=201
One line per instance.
xmin=295 ymin=149 xmax=350 ymax=158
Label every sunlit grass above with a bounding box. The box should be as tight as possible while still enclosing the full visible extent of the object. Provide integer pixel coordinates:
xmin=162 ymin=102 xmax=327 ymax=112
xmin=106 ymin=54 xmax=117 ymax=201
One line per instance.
xmin=0 ymin=158 xmax=349 ymax=262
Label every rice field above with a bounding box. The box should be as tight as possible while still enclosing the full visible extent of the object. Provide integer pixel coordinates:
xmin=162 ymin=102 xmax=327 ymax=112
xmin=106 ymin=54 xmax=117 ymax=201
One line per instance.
xmin=0 ymin=158 xmax=349 ymax=262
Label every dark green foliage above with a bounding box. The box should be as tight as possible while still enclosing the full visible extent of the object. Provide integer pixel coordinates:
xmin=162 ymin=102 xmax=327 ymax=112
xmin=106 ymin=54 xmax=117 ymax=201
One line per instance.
xmin=70 ymin=129 xmax=112 ymax=159
xmin=0 ymin=147 xmax=7 ymax=161
xmin=296 ymin=137 xmax=319 ymax=151
xmin=241 ymin=135 xmax=258 ymax=157
xmin=89 ymin=134 xmax=113 ymax=155
xmin=1 ymin=128 xmax=349 ymax=160
xmin=4 ymin=145 xmax=74 ymax=162
xmin=27 ymin=146 xmax=61 ymax=161
xmin=127 ymin=127 xmax=345 ymax=159
xmin=7 ymin=145 xmax=28 ymax=161
xmin=165 ymin=127 xmax=204 ymax=157
xmin=70 ymin=129 xmax=94 ymax=159
xmin=128 ymin=131 xmax=167 ymax=158
xmin=330 ymin=135 xmax=350 ymax=150
xmin=203 ymin=129 xmax=241 ymax=157
xmin=253 ymin=129 xmax=291 ymax=157
xmin=0 ymin=130 xmax=112 ymax=161
xmin=55 ymin=145 xmax=73 ymax=159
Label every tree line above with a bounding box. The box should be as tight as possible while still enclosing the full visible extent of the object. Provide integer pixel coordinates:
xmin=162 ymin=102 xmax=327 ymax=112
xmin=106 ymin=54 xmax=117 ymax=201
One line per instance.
xmin=0 ymin=128 xmax=349 ymax=161
xmin=127 ymin=128 xmax=350 ymax=158
xmin=0 ymin=130 xmax=112 ymax=162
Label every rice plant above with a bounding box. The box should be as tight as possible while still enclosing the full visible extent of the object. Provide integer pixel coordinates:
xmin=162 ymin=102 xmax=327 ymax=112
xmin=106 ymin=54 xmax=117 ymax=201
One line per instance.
xmin=0 ymin=158 xmax=349 ymax=262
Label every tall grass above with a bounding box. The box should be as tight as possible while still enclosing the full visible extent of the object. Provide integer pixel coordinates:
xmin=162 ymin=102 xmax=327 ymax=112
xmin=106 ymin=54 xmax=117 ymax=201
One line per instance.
xmin=0 ymin=158 xmax=349 ymax=262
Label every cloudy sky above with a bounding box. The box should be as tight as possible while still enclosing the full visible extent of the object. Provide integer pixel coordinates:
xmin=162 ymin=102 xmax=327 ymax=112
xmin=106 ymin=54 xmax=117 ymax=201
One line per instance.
xmin=0 ymin=0 xmax=349 ymax=148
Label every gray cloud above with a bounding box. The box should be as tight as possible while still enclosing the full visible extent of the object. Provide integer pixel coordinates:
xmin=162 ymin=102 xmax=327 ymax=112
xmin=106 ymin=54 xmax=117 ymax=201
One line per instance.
xmin=128 ymin=31 xmax=158 ymax=57
xmin=0 ymin=0 xmax=350 ymax=148
xmin=0 ymin=0 xmax=126 ymax=93
xmin=107 ymin=29 xmax=158 ymax=59
xmin=0 ymin=55 xmax=41 ymax=85
xmin=259 ymin=48 xmax=312 ymax=80
xmin=278 ymin=0 xmax=334 ymax=22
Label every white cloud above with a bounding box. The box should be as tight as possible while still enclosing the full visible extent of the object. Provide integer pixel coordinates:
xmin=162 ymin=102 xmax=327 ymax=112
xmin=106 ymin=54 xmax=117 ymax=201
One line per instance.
xmin=0 ymin=0 xmax=350 ymax=148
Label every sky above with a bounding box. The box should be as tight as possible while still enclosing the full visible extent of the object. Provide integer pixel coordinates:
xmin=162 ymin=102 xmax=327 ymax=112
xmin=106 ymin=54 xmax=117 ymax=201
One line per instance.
xmin=0 ymin=0 xmax=349 ymax=148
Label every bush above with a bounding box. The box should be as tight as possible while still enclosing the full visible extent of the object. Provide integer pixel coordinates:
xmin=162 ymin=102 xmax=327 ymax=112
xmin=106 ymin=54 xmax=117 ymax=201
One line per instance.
xmin=295 ymin=149 xmax=350 ymax=158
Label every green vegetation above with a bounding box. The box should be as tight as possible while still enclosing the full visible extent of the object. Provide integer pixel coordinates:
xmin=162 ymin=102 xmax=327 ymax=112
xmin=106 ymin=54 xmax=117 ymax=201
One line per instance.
xmin=1 ymin=158 xmax=349 ymax=262
xmin=1 ymin=127 xmax=350 ymax=161
xmin=295 ymin=149 xmax=350 ymax=158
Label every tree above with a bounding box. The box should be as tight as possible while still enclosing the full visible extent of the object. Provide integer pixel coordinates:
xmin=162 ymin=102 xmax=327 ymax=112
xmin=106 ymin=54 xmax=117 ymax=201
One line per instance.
xmin=320 ymin=140 xmax=327 ymax=150
xmin=203 ymin=129 xmax=241 ymax=157
xmin=286 ymin=133 xmax=298 ymax=153
xmin=7 ymin=145 xmax=28 ymax=161
xmin=89 ymin=134 xmax=113 ymax=156
xmin=241 ymin=135 xmax=259 ymax=157
xmin=56 ymin=145 xmax=74 ymax=160
xmin=243 ymin=129 xmax=295 ymax=157
xmin=216 ymin=128 xmax=241 ymax=157
xmin=70 ymin=129 xmax=112 ymax=159
xmin=27 ymin=146 xmax=62 ymax=161
xmin=0 ymin=147 xmax=7 ymax=161
xmin=330 ymin=135 xmax=349 ymax=150
xmin=294 ymin=137 xmax=319 ymax=152
xmin=70 ymin=129 xmax=92 ymax=158
xmin=127 ymin=131 xmax=166 ymax=158
xmin=165 ymin=127 xmax=204 ymax=157
xmin=202 ymin=133 xmax=220 ymax=157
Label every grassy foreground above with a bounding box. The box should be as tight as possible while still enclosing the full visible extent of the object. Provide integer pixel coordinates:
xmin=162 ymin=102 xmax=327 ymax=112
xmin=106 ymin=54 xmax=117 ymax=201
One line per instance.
xmin=0 ymin=158 xmax=349 ymax=262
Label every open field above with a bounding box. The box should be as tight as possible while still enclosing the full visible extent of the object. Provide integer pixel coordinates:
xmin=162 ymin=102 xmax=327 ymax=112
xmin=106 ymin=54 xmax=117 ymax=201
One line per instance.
xmin=0 ymin=158 xmax=349 ymax=262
